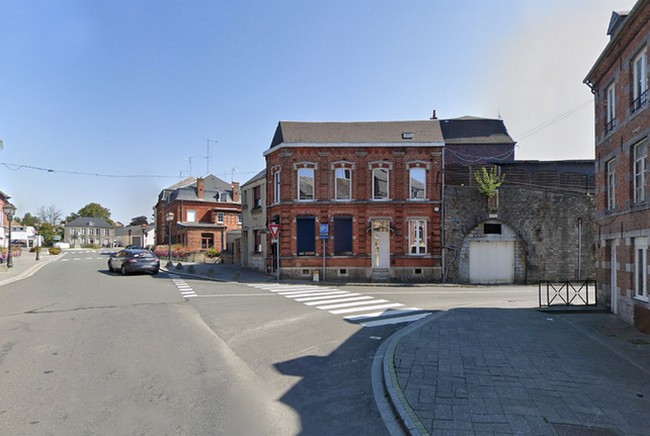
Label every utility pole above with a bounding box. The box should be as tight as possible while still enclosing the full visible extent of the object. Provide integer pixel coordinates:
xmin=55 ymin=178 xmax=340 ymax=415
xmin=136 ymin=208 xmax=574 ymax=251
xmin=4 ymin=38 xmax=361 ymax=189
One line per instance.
xmin=203 ymin=138 xmax=217 ymax=175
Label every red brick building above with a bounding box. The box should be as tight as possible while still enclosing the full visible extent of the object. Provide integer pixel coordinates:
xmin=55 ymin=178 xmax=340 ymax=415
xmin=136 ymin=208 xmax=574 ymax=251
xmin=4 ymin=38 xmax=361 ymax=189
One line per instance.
xmin=584 ymin=1 xmax=650 ymax=331
xmin=263 ymin=120 xmax=444 ymax=282
xmin=154 ymin=175 xmax=242 ymax=253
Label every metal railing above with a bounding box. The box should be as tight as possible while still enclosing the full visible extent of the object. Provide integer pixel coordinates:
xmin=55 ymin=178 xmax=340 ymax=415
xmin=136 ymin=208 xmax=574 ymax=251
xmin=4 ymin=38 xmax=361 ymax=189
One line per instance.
xmin=632 ymin=89 xmax=648 ymax=113
xmin=538 ymin=280 xmax=597 ymax=307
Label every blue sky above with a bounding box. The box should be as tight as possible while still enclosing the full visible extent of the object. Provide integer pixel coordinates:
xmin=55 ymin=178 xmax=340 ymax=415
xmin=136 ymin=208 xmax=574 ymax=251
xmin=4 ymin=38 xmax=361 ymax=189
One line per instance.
xmin=0 ymin=0 xmax=637 ymax=224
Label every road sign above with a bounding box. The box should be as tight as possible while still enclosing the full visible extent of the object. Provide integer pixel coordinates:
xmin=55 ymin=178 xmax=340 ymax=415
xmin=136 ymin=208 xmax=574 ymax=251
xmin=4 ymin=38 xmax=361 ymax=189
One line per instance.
xmin=320 ymin=223 xmax=329 ymax=239
xmin=269 ymin=223 xmax=280 ymax=239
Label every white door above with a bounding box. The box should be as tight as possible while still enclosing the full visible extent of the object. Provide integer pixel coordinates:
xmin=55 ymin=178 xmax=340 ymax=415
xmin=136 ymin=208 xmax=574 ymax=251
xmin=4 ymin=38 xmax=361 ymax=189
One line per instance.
xmin=611 ymin=243 xmax=618 ymax=314
xmin=372 ymin=220 xmax=390 ymax=269
xmin=469 ymin=240 xmax=515 ymax=284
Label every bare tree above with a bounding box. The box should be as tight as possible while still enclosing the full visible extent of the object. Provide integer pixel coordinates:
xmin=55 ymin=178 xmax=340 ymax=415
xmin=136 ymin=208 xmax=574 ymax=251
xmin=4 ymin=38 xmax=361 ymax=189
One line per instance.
xmin=38 ymin=205 xmax=63 ymax=226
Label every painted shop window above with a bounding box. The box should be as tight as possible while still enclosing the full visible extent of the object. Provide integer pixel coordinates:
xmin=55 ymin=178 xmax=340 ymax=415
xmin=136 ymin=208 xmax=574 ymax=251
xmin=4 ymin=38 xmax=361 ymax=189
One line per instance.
xmin=372 ymin=168 xmax=389 ymax=199
xmin=298 ymin=168 xmax=315 ymax=200
xmin=335 ymin=168 xmax=352 ymax=200
xmin=607 ymin=158 xmax=616 ymax=210
xmin=409 ymin=167 xmax=426 ymax=200
xmin=408 ymin=219 xmax=427 ymax=255
xmin=334 ymin=216 xmax=353 ymax=255
xmin=296 ymin=216 xmax=316 ymax=255
xmin=633 ymin=141 xmax=647 ymax=204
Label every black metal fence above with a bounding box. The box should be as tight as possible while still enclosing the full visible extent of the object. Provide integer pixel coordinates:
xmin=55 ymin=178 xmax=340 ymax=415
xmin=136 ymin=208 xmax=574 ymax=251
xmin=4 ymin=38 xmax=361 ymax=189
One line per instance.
xmin=538 ymin=280 xmax=597 ymax=307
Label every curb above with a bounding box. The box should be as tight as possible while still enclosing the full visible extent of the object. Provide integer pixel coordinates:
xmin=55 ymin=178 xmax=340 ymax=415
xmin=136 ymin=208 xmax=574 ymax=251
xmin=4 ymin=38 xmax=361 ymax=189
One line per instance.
xmin=372 ymin=311 xmax=447 ymax=436
xmin=0 ymin=255 xmax=61 ymax=287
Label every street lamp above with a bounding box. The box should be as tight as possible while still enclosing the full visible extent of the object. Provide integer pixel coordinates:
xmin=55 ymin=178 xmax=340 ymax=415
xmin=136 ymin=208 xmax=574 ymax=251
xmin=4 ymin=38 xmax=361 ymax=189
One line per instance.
xmin=3 ymin=202 xmax=16 ymax=268
xmin=34 ymin=222 xmax=41 ymax=261
xmin=166 ymin=212 xmax=174 ymax=262
xmin=140 ymin=223 xmax=147 ymax=248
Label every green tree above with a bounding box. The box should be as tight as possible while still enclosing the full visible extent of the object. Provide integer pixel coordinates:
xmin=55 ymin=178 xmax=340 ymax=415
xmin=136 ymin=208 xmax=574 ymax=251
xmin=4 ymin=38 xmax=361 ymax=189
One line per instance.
xmin=129 ymin=216 xmax=148 ymax=226
xmin=71 ymin=203 xmax=114 ymax=225
xmin=39 ymin=222 xmax=57 ymax=246
xmin=474 ymin=166 xmax=505 ymax=199
xmin=21 ymin=212 xmax=38 ymax=226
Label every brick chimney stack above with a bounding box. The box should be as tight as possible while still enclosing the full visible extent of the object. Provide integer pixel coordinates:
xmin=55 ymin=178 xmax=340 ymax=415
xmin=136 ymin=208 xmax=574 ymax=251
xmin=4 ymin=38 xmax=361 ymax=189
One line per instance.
xmin=197 ymin=177 xmax=205 ymax=199
xmin=231 ymin=181 xmax=240 ymax=203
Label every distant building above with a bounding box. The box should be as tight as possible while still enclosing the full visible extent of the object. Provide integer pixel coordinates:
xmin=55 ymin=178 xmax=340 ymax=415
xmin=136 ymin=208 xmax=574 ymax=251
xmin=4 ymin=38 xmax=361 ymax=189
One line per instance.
xmin=114 ymin=224 xmax=155 ymax=248
xmin=584 ymin=1 xmax=650 ymax=331
xmin=154 ymin=174 xmax=242 ymax=252
xmin=64 ymin=217 xmax=114 ymax=248
xmin=240 ymin=169 xmax=267 ymax=272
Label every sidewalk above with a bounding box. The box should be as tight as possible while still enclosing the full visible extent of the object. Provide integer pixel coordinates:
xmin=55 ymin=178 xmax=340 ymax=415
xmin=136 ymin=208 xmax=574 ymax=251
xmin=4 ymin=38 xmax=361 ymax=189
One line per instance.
xmin=160 ymin=260 xmax=276 ymax=283
xmin=383 ymin=308 xmax=650 ymax=435
xmin=0 ymin=251 xmax=60 ymax=287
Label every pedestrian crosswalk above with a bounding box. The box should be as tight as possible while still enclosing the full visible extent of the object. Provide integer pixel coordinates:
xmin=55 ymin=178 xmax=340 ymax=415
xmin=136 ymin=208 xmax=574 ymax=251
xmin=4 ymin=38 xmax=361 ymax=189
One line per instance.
xmin=247 ymin=283 xmax=431 ymax=327
xmin=168 ymin=274 xmax=197 ymax=298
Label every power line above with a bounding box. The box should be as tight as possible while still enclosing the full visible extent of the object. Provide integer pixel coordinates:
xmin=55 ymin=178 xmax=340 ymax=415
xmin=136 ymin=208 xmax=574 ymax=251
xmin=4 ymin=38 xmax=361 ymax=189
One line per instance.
xmin=0 ymin=162 xmax=179 ymax=178
xmin=512 ymin=100 xmax=592 ymax=141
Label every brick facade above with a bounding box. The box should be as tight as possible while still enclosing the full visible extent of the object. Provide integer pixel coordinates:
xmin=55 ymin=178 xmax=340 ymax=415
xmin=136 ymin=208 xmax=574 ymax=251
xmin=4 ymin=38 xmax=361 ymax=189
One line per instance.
xmin=585 ymin=1 xmax=650 ymax=331
xmin=264 ymin=121 xmax=444 ymax=282
xmin=154 ymin=175 xmax=242 ymax=253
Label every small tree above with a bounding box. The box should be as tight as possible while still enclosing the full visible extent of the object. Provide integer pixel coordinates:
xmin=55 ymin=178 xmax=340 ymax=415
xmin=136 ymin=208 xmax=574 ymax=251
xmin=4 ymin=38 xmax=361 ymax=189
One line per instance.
xmin=474 ymin=166 xmax=505 ymax=199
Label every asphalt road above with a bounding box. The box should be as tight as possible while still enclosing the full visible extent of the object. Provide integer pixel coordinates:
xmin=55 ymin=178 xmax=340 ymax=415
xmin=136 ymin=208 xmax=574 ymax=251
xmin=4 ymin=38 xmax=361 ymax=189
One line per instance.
xmin=0 ymin=250 xmax=541 ymax=435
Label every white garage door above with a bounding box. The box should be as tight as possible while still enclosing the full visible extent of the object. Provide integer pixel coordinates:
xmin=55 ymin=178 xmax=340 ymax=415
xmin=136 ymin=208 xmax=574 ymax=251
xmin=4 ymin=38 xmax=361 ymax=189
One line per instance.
xmin=469 ymin=240 xmax=515 ymax=284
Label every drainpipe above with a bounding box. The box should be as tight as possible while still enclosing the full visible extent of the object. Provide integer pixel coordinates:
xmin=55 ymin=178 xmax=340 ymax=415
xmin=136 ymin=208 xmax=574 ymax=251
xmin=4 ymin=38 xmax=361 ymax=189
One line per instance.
xmin=577 ymin=217 xmax=583 ymax=281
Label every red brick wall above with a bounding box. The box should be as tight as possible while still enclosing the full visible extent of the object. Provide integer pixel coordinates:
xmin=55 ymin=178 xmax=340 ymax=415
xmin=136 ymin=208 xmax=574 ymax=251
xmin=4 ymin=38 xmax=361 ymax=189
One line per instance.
xmin=588 ymin=2 xmax=650 ymax=326
xmin=266 ymin=145 xmax=443 ymax=280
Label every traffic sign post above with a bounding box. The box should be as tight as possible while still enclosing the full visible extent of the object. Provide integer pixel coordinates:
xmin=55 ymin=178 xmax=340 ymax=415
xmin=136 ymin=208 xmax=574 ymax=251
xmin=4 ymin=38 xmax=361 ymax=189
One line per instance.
xmin=320 ymin=223 xmax=329 ymax=280
xmin=269 ymin=224 xmax=281 ymax=281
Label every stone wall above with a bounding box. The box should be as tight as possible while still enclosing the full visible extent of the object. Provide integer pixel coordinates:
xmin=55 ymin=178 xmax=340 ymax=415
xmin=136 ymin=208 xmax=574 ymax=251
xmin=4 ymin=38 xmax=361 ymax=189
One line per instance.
xmin=444 ymin=186 xmax=596 ymax=284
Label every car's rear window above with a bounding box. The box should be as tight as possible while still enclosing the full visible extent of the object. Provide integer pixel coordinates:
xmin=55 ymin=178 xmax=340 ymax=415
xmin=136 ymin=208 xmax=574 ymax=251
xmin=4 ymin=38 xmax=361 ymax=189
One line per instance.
xmin=131 ymin=251 xmax=155 ymax=258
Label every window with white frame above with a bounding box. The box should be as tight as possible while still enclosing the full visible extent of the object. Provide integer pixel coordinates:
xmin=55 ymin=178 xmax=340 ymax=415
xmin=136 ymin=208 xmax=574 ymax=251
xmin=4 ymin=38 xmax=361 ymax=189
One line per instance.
xmin=632 ymin=48 xmax=648 ymax=111
xmin=372 ymin=168 xmax=389 ymax=199
xmin=607 ymin=158 xmax=616 ymax=210
xmin=238 ymin=214 xmax=242 ymax=225
xmin=408 ymin=219 xmax=427 ymax=255
xmin=187 ymin=209 xmax=197 ymax=222
xmin=633 ymin=141 xmax=647 ymax=204
xmin=409 ymin=167 xmax=426 ymax=200
xmin=335 ymin=168 xmax=352 ymax=200
xmin=606 ymin=82 xmax=616 ymax=133
xmin=635 ymin=237 xmax=648 ymax=300
xmin=298 ymin=168 xmax=315 ymax=200
xmin=273 ymin=171 xmax=281 ymax=204
xmin=217 ymin=212 xmax=224 ymax=223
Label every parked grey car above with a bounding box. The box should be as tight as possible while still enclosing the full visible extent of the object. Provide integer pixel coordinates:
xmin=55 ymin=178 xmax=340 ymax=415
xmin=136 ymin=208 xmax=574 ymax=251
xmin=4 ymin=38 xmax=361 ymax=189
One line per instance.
xmin=108 ymin=249 xmax=160 ymax=275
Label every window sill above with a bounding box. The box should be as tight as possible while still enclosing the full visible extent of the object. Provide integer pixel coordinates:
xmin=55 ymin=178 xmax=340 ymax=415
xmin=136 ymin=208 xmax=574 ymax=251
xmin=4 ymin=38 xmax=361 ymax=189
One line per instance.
xmin=633 ymin=295 xmax=649 ymax=303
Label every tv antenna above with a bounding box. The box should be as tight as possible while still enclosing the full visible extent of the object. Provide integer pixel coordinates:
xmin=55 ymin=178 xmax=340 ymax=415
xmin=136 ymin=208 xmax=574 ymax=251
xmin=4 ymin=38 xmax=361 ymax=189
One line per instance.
xmin=203 ymin=138 xmax=217 ymax=175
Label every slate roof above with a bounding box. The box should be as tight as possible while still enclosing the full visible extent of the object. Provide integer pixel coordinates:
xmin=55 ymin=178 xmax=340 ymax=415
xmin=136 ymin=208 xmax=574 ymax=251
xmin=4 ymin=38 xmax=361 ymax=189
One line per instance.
xmin=168 ymin=174 xmax=238 ymax=203
xmin=65 ymin=217 xmax=113 ymax=228
xmin=268 ymin=120 xmax=444 ymax=150
xmin=440 ymin=117 xmax=516 ymax=145
xmin=241 ymin=169 xmax=266 ymax=188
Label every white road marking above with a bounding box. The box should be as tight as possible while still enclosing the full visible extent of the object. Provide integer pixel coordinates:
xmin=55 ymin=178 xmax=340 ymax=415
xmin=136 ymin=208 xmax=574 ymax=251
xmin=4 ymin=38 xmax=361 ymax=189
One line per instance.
xmin=302 ymin=296 xmax=371 ymax=306
xmin=329 ymin=302 xmax=403 ymax=315
xmin=360 ymin=313 xmax=431 ymax=327
xmin=295 ymin=293 xmax=362 ymax=302
xmin=316 ymin=299 xmax=389 ymax=310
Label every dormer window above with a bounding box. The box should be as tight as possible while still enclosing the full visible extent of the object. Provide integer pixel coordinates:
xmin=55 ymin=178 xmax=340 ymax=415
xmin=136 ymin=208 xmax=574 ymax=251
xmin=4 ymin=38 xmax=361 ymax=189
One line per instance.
xmin=402 ymin=132 xmax=413 ymax=140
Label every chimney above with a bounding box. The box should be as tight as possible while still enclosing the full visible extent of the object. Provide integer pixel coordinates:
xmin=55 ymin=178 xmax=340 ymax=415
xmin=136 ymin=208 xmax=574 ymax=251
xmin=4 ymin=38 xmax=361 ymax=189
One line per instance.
xmin=430 ymin=109 xmax=438 ymax=120
xmin=197 ymin=178 xmax=205 ymax=199
xmin=231 ymin=181 xmax=241 ymax=203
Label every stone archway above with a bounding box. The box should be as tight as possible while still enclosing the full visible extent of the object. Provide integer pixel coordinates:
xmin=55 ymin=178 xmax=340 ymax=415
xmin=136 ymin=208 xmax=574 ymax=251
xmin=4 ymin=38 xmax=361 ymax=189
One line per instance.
xmin=458 ymin=220 xmax=526 ymax=284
